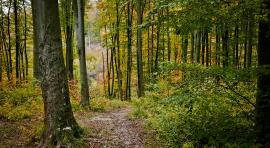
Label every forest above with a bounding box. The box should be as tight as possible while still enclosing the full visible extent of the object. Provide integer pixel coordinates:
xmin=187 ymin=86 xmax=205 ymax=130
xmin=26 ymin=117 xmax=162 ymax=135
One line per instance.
xmin=0 ymin=0 xmax=270 ymax=147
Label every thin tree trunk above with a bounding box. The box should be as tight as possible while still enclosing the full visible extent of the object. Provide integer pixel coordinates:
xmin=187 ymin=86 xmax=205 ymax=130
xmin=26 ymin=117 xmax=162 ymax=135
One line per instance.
xmin=23 ymin=0 xmax=28 ymax=79
xmin=8 ymin=0 xmax=12 ymax=75
xmin=102 ymin=52 xmax=106 ymax=96
xmin=201 ymin=29 xmax=206 ymax=65
xmin=14 ymin=0 xmax=20 ymax=80
xmin=216 ymin=25 xmax=221 ymax=66
xmin=247 ymin=11 xmax=254 ymax=68
xmin=73 ymin=0 xmax=90 ymax=106
xmin=137 ymin=0 xmax=144 ymax=97
xmin=206 ymin=29 xmax=209 ymax=67
xmin=104 ymin=26 xmax=111 ymax=97
xmin=66 ymin=0 xmax=74 ymax=80
xmin=155 ymin=14 xmax=160 ymax=71
xmin=115 ymin=0 xmax=123 ymax=100
xmin=195 ymin=30 xmax=201 ymax=64
xmin=234 ymin=25 xmax=239 ymax=67
xmin=191 ymin=31 xmax=195 ymax=63
xmin=222 ymin=24 xmax=229 ymax=67
xmin=126 ymin=0 xmax=132 ymax=100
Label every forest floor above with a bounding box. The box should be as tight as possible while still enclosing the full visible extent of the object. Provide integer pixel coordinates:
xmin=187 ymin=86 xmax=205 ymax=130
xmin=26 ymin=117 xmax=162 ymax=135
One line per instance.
xmin=0 ymin=106 xmax=157 ymax=148
xmin=77 ymin=107 xmax=157 ymax=148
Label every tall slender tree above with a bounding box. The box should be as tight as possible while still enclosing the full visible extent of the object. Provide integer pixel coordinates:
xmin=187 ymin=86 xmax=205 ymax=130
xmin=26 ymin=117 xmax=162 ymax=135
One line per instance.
xmin=136 ymin=0 xmax=144 ymax=97
xmin=73 ymin=0 xmax=90 ymax=106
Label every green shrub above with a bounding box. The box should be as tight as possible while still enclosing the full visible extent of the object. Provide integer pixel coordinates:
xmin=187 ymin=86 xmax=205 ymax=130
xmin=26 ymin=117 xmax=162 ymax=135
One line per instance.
xmin=89 ymin=98 xmax=128 ymax=112
xmin=0 ymin=84 xmax=42 ymax=120
xmin=132 ymin=64 xmax=257 ymax=147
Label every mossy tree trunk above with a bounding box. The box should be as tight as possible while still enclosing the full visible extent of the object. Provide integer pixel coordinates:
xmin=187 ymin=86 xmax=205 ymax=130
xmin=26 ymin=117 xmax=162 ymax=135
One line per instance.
xmin=31 ymin=0 xmax=82 ymax=146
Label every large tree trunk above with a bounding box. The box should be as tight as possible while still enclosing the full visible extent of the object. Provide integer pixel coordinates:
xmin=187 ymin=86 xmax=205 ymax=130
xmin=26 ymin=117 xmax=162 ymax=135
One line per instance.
xmin=137 ymin=0 xmax=144 ymax=97
xmin=256 ymin=0 xmax=270 ymax=146
xmin=73 ymin=0 xmax=90 ymax=106
xmin=31 ymin=0 xmax=82 ymax=146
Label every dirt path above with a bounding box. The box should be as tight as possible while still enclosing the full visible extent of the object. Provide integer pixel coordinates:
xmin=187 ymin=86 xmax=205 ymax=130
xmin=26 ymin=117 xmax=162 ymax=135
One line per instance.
xmin=78 ymin=107 xmax=152 ymax=148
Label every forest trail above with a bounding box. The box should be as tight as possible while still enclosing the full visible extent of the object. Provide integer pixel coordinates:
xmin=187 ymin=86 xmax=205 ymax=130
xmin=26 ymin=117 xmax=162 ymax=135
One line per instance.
xmin=77 ymin=107 xmax=154 ymax=148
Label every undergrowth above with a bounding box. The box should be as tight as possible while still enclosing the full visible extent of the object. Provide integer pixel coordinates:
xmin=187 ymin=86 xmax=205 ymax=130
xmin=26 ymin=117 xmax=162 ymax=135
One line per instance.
xmin=0 ymin=82 xmax=43 ymax=120
xmin=132 ymin=63 xmax=258 ymax=147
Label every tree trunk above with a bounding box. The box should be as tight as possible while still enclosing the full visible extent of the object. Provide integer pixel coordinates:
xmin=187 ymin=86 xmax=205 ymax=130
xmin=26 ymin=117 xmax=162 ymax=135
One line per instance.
xmin=247 ymin=11 xmax=254 ymax=68
xmin=256 ymin=0 xmax=270 ymax=147
xmin=31 ymin=0 xmax=82 ymax=146
xmin=8 ymin=1 xmax=12 ymax=75
xmin=14 ymin=0 xmax=20 ymax=80
xmin=126 ymin=0 xmax=132 ymax=100
xmin=234 ymin=25 xmax=239 ymax=67
xmin=137 ymin=0 xmax=144 ymax=97
xmin=182 ymin=34 xmax=188 ymax=64
xmin=256 ymin=0 xmax=270 ymax=146
xmin=73 ymin=0 xmax=90 ymax=106
xmin=201 ymin=30 xmax=205 ymax=65
xmin=23 ymin=0 xmax=28 ymax=79
xmin=66 ymin=0 xmax=74 ymax=80
xmin=191 ymin=31 xmax=195 ymax=63
xmin=115 ymin=0 xmax=123 ymax=100
xmin=222 ymin=24 xmax=229 ymax=67
xmin=155 ymin=14 xmax=160 ymax=71
xmin=104 ymin=26 xmax=111 ymax=97
xmin=206 ymin=29 xmax=209 ymax=67
xmin=195 ymin=30 xmax=201 ymax=64
xmin=216 ymin=25 xmax=221 ymax=66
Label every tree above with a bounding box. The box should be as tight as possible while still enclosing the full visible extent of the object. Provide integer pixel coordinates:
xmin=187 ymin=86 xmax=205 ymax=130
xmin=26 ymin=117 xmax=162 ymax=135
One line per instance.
xmin=73 ymin=0 xmax=90 ymax=106
xmin=136 ymin=0 xmax=144 ymax=97
xmin=256 ymin=0 xmax=270 ymax=146
xmin=64 ymin=0 xmax=74 ymax=80
xmin=31 ymin=0 xmax=81 ymax=146
xmin=14 ymin=0 xmax=20 ymax=80
xmin=126 ymin=0 xmax=133 ymax=100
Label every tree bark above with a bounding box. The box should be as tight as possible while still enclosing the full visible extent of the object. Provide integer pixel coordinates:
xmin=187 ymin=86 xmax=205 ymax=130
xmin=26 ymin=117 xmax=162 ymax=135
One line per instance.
xmin=31 ymin=0 xmax=82 ymax=146
xmin=73 ymin=0 xmax=90 ymax=106
xmin=126 ymin=0 xmax=132 ymax=100
xmin=14 ymin=0 xmax=20 ymax=80
xmin=195 ymin=30 xmax=201 ymax=64
xmin=256 ymin=0 xmax=270 ymax=146
xmin=137 ymin=0 xmax=144 ymax=97
xmin=222 ymin=24 xmax=229 ymax=67
xmin=66 ymin=0 xmax=74 ymax=80
xmin=23 ymin=0 xmax=28 ymax=79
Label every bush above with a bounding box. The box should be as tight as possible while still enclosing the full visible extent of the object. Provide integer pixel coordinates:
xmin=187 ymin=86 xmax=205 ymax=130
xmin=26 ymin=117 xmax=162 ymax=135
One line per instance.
xmin=0 ymin=84 xmax=42 ymax=120
xmin=132 ymin=64 xmax=257 ymax=147
xmin=89 ymin=98 xmax=128 ymax=112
